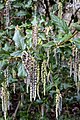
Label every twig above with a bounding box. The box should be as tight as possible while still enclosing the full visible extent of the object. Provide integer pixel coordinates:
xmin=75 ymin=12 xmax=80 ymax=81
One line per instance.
xmin=58 ymin=31 xmax=78 ymax=47
xmin=12 ymin=101 xmax=20 ymax=120
xmin=26 ymin=102 xmax=32 ymax=118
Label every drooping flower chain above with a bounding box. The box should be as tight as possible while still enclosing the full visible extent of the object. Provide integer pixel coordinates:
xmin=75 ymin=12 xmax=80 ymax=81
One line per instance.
xmin=78 ymin=63 xmax=80 ymax=96
xmin=41 ymin=60 xmax=47 ymax=96
xmin=70 ymin=46 xmax=80 ymax=96
xmin=32 ymin=24 xmax=38 ymax=49
xmin=1 ymin=81 xmax=9 ymax=120
xmin=56 ymin=88 xmax=62 ymax=120
xmin=5 ymin=0 xmax=10 ymax=28
xmin=22 ymin=51 xmax=38 ymax=101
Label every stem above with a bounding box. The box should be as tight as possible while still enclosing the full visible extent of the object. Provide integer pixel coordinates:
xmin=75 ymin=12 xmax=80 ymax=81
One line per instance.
xmin=27 ymin=102 xmax=32 ymax=119
xmin=12 ymin=101 xmax=20 ymax=120
xmin=57 ymin=31 xmax=78 ymax=47
xmin=41 ymin=104 xmax=44 ymax=119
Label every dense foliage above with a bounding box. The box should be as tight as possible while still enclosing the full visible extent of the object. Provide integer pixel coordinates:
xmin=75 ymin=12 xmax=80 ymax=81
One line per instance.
xmin=0 ymin=0 xmax=80 ymax=120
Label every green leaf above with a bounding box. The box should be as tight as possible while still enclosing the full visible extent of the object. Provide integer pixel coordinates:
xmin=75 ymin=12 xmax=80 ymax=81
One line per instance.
xmin=13 ymin=3 xmax=23 ymax=8
xmin=72 ymin=23 xmax=80 ymax=31
xmin=8 ymin=25 xmax=15 ymax=30
xmin=49 ymin=90 xmax=56 ymax=96
xmin=43 ymin=41 xmax=55 ymax=48
xmin=31 ymin=16 xmax=38 ymax=25
xmin=3 ymin=43 xmax=10 ymax=51
xmin=36 ymin=99 xmax=43 ymax=104
xmin=8 ymin=75 xmax=18 ymax=83
xmin=18 ymin=63 xmax=27 ymax=77
xmin=0 ymin=4 xmax=4 ymax=10
xmin=60 ymin=83 xmax=72 ymax=90
xmin=39 ymin=33 xmax=46 ymax=40
xmin=0 ymin=60 xmax=8 ymax=69
xmin=10 ymin=50 xmax=22 ymax=57
xmin=46 ymin=83 xmax=54 ymax=92
xmin=74 ymin=38 xmax=80 ymax=49
xmin=0 ymin=50 xmax=10 ymax=60
xmin=20 ymin=23 xmax=30 ymax=28
xmin=0 ymin=70 xmax=4 ymax=82
xmin=25 ymin=0 xmax=32 ymax=8
xmin=26 ymin=29 xmax=32 ymax=38
xmin=16 ymin=10 xmax=27 ymax=17
xmin=51 ymin=14 xmax=69 ymax=33
xmin=13 ymin=28 xmax=26 ymax=50
xmin=57 ymin=33 xmax=72 ymax=43
xmin=0 ymin=31 xmax=6 ymax=37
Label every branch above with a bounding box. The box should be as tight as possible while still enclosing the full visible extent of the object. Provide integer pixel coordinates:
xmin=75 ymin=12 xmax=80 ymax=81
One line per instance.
xmin=57 ymin=31 xmax=78 ymax=47
xmin=12 ymin=101 xmax=20 ymax=120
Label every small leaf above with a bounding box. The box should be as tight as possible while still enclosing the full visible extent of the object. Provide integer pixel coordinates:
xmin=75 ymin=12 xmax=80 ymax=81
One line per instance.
xmin=18 ymin=63 xmax=27 ymax=77
xmin=8 ymin=25 xmax=15 ymax=30
xmin=13 ymin=27 xmax=26 ymax=50
xmin=39 ymin=33 xmax=46 ymax=40
xmin=36 ymin=99 xmax=43 ymax=104
xmin=3 ymin=43 xmax=10 ymax=51
xmin=74 ymin=38 xmax=80 ymax=49
xmin=51 ymin=14 xmax=69 ymax=33
xmin=43 ymin=41 xmax=55 ymax=48
xmin=0 ymin=70 xmax=4 ymax=82
xmin=0 ymin=4 xmax=4 ymax=10
xmin=46 ymin=83 xmax=54 ymax=92
xmin=0 ymin=51 xmax=10 ymax=60
xmin=10 ymin=50 xmax=22 ymax=57
xmin=0 ymin=60 xmax=8 ymax=69
xmin=13 ymin=3 xmax=23 ymax=8
xmin=60 ymin=83 xmax=72 ymax=90
xmin=16 ymin=10 xmax=27 ymax=17
xmin=31 ymin=16 xmax=38 ymax=25
xmin=8 ymin=75 xmax=18 ymax=83
xmin=25 ymin=0 xmax=32 ymax=8
xmin=72 ymin=23 xmax=80 ymax=31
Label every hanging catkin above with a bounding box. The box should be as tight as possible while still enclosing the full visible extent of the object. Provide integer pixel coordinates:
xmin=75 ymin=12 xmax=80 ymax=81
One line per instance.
xmin=37 ymin=64 xmax=41 ymax=99
xmin=29 ymin=56 xmax=37 ymax=101
xmin=32 ymin=24 xmax=38 ymax=49
xmin=33 ymin=60 xmax=37 ymax=100
xmin=73 ymin=0 xmax=76 ymax=15
xmin=74 ymin=47 xmax=78 ymax=86
xmin=41 ymin=104 xmax=44 ymax=119
xmin=12 ymin=69 xmax=16 ymax=94
xmin=26 ymin=69 xmax=30 ymax=93
xmin=58 ymin=2 xmax=63 ymax=19
xmin=22 ymin=51 xmax=30 ymax=93
xmin=55 ymin=2 xmax=63 ymax=120
xmin=56 ymin=88 xmax=62 ymax=120
xmin=1 ymin=67 xmax=10 ymax=120
xmin=30 ymin=1 xmax=38 ymax=101
xmin=5 ymin=68 xmax=10 ymax=111
xmin=32 ymin=2 xmax=38 ymax=49
xmin=41 ymin=60 xmax=47 ymax=96
xmin=78 ymin=64 xmax=80 ymax=81
xmin=1 ymin=81 xmax=9 ymax=120
xmin=22 ymin=51 xmax=37 ymax=101
xmin=1 ymin=1 xmax=10 ymax=119
xmin=72 ymin=45 xmax=75 ymax=69
xmin=5 ymin=0 xmax=10 ymax=28
xmin=21 ymin=93 xmax=24 ymax=107
xmin=22 ymin=51 xmax=31 ymax=100
xmin=78 ymin=63 xmax=80 ymax=96
xmin=45 ymin=26 xmax=50 ymax=82
xmin=72 ymin=46 xmax=80 ymax=96
xmin=47 ymin=49 xmax=49 ymax=66
xmin=70 ymin=57 xmax=73 ymax=77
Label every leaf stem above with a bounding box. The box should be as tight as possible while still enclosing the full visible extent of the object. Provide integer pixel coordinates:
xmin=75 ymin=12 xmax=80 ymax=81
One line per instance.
xmin=57 ymin=31 xmax=78 ymax=47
